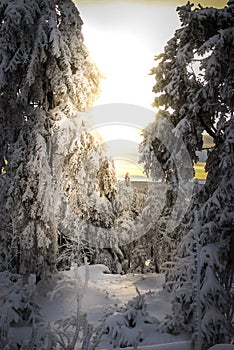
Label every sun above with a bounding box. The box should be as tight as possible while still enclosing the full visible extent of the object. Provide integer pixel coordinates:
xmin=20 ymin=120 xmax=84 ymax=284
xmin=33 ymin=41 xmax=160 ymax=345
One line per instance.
xmin=81 ymin=25 xmax=155 ymax=109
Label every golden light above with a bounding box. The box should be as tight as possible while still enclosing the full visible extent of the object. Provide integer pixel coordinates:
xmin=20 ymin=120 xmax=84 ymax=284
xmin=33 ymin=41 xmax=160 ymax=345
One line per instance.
xmin=94 ymin=124 xmax=142 ymax=144
xmin=114 ymin=158 xmax=147 ymax=180
xmin=78 ymin=1 xmax=217 ymax=181
xmin=81 ymin=25 xmax=155 ymax=109
xmin=91 ymin=124 xmax=146 ymax=180
xmin=76 ymin=0 xmax=226 ymax=7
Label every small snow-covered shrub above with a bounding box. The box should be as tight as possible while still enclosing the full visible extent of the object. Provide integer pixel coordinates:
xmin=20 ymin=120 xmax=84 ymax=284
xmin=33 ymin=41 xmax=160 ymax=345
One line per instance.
xmin=91 ymin=288 xmax=159 ymax=349
xmin=0 ymin=273 xmax=48 ymax=349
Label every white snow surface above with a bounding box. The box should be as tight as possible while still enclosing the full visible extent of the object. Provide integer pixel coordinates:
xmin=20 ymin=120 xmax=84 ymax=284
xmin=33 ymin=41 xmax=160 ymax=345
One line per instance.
xmin=102 ymin=343 xmax=234 ymax=350
xmin=1 ymin=265 xmax=232 ymax=349
xmin=36 ymin=264 xmax=189 ymax=348
xmin=208 ymin=346 xmax=234 ymax=350
xmin=106 ymin=341 xmax=192 ymax=350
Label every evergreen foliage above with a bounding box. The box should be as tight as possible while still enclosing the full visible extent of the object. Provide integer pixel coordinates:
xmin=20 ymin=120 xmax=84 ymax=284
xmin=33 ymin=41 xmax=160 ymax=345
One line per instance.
xmin=0 ymin=0 xmax=101 ymax=277
xmin=91 ymin=287 xmax=159 ymax=349
xmin=141 ymin=1 xmax=234 ymax=348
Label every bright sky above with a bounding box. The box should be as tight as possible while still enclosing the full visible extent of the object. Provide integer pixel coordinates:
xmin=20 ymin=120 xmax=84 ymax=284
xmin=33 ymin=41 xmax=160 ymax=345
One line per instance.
xmin=78 ymin=1 xmax=181 ymax=109
xmin=77 ymin=0 xmax=225 ymax=179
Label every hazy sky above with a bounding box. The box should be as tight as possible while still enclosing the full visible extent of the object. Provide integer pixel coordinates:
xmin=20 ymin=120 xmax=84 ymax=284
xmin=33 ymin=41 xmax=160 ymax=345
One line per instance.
xmin=79 ymin=1 xmax=180 ymax=109
xmin=77 ymin=0 xmax=226 ymax=7
xmin=77 ymin=0 xmax=226 ymax=110
xmin=77 ymin=0 xmax=223 ymax=179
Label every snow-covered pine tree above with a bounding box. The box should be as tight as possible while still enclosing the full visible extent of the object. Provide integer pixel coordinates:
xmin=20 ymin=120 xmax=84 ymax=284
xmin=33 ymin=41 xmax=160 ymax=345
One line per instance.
xmin=142 ymin=1 xmax=234 ymax=348
xmin=0 ymin=0 xmax=101 ymax=277
xmin=60 ymin=120 xmax=118 ymax=232
xmin=139 ymin=111 xmax=193 ymax=271
xmin=97 ymin=157 xmax=117 ymax=202
xmin=53 ymin=115 xmax=133 ymax=272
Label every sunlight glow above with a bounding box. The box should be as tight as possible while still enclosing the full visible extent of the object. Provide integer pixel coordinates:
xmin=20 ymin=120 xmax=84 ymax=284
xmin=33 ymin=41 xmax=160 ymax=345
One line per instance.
xmin=79 ymin=1 xmax=210 ymax=180
xmin=113 ymin=158 xmax=146 ymax=180
xmin=94 ymin=124 xmax=143 ymax=143
xmin=82 ymin=25 xmax=155 ymax=109
xmin=91 ymin=125 xmax=145 ymax=179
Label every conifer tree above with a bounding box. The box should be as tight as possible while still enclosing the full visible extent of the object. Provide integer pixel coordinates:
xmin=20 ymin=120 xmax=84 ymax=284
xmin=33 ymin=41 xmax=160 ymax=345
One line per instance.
xmin=0 ymin=0 xmax=101 ymax=277
xmin=141 ymin=1 xmax=234 ymax=347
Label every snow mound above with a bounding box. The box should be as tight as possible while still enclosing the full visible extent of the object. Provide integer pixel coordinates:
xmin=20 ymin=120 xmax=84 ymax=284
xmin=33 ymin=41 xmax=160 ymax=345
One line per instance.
xmin=101 ymin=340 xmax=192 ymax=350
xmin=66 ymin=264 xmax=111 ymax=283
xmin=116 ymin=343 xmax=234 ymax=350
xmin=208 ymin=345 xmax=234 ymax=350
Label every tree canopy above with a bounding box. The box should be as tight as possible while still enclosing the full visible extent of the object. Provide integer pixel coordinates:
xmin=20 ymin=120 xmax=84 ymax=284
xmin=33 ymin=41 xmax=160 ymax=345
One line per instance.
xmin=140 ymin=1 xmax=234 ymax=348
xmin=0 ymin=0 xmax=101 ymax=276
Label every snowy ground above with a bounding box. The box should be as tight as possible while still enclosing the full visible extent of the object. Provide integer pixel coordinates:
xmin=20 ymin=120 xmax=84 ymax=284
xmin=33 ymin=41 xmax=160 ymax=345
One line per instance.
xmin=37 ymin=264 xmax=190 ymax=349
xmin=1 ymin=265 xmax=233 ymax=350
